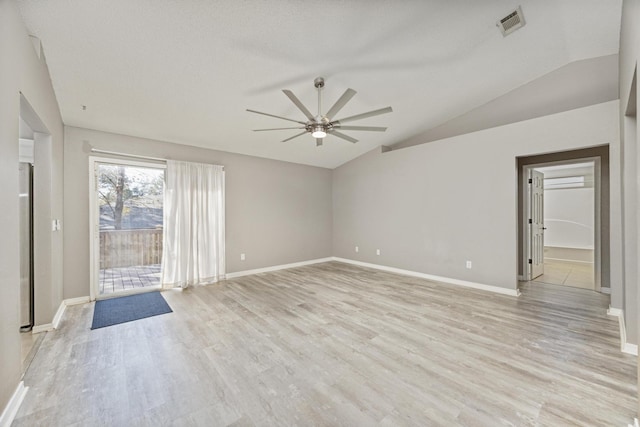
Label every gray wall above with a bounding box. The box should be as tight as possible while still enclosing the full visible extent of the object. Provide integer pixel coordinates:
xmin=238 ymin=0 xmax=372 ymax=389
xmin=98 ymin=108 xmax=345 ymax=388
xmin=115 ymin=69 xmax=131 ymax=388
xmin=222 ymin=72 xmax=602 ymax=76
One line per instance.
xmin=63 ymin=126 xmax=333 ymax=299
xmin=619 ymin=0 xmax=640 ymax=375
xmin=0 ymin=0 xmax=64 ymax=413
xmin=333 ymin=101 xmax=619 ymax=292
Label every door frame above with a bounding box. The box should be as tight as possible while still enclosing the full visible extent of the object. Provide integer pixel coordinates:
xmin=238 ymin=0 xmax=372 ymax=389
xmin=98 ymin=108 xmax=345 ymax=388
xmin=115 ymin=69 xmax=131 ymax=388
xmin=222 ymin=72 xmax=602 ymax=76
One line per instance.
xmin=521 ymin=157 xmax=601 ymax=291
xmin=88 ymin=156 xmax=166 ymax=301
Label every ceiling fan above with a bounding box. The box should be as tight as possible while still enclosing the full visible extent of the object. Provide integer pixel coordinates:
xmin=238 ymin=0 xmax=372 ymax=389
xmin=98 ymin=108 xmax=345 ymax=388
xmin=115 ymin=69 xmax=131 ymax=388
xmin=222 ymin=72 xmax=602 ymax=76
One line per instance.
xmin=247 ymin=77 xmax=392 ymax=146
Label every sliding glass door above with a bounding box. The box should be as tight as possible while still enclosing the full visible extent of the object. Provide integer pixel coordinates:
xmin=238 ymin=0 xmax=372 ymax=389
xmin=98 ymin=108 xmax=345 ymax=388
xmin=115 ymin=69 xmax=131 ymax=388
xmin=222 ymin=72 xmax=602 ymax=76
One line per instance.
xmin=91 ymin=159 xmax=165 ymax=297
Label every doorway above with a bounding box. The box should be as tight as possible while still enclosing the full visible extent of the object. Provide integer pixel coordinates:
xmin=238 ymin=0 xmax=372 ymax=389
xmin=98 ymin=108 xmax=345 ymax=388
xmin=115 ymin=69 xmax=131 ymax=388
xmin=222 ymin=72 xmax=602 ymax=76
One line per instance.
xmin=89 ymin=157 xmax=165 ymax=299
xmin=18 ymin=94 xmax=53 ymax=372
xmin=517 ymin=146 xmax=610 ymax=293
xmin=525 ymin=161 xmax=597 ymax=290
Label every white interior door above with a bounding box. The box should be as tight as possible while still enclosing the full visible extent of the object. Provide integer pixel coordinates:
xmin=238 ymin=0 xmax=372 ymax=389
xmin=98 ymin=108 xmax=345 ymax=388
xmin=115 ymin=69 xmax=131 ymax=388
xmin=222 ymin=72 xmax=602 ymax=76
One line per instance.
xmin=529 ymin=169 xmax=545 ymax=279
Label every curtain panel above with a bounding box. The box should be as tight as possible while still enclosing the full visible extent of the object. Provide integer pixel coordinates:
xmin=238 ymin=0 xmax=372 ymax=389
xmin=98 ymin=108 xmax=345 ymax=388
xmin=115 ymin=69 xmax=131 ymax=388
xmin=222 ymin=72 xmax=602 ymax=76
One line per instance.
xmin=161 ymin=160 xmax=225 ymax=288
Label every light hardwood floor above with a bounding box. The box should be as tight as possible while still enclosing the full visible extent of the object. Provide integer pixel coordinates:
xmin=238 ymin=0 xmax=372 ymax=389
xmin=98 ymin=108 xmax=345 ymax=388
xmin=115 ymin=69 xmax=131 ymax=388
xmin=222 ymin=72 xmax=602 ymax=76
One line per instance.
xmin=13 ymin=262 xmax=637 ymax=426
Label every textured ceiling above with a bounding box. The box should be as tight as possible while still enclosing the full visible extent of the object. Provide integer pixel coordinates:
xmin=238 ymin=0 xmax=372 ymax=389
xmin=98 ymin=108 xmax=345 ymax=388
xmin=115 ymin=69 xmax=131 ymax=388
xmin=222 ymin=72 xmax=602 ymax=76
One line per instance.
xmin=17 ymin=0 xmax=622 ymax=168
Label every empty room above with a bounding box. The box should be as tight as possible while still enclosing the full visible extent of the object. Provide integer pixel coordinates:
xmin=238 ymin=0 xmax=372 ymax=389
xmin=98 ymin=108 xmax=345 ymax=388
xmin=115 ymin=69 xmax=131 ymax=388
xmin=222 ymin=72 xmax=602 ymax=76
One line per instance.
xmin=2 ymin=0 xmax=640 ymax=426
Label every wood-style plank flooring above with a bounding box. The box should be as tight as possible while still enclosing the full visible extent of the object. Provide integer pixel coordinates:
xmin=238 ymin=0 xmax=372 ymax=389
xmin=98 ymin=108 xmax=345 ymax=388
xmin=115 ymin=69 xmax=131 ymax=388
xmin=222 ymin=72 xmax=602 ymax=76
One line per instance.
xmin=14 ymin=262 xmax=637 ymax=426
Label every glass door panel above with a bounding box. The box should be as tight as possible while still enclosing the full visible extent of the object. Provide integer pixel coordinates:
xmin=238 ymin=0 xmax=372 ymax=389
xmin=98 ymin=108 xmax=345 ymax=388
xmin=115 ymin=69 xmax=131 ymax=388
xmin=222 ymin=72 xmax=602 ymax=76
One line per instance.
xmin=96 ymin=162 xmax=164 ymax=296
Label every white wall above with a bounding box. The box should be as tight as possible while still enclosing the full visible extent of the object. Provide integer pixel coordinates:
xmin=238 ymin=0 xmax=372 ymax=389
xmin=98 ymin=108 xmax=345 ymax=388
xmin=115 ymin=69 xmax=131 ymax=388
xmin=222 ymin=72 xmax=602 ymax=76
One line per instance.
xmin=544 ymin=187 xmax=594 ymax=250
xmin=0 ymin=0 xmax=64 ymax=414
xmin=333 ymin=101 xmax=619 ymax=292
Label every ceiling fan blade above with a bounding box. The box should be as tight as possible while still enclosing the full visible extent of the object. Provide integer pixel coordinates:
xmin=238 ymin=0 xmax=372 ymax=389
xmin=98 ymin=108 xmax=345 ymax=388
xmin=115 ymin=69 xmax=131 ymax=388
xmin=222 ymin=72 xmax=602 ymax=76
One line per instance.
xmin=282 ymin=131 xmax=309 ymax=142
xmin=325 ymin=88 xmax=357 ymax=120
xmin=332 ymin=106 xmax=393 ymax=124
xmin=253 ymin=127 xmax=305 ymax=131
xmin=334 ymin=125 xmax=387 ymax=132
xmin=330 ymin=130 xmax=358 ymax=143
xmin=282 ymin=90 xmax=315 ymax=121
xmin=247 ymin=109 xmax=306 ymax=124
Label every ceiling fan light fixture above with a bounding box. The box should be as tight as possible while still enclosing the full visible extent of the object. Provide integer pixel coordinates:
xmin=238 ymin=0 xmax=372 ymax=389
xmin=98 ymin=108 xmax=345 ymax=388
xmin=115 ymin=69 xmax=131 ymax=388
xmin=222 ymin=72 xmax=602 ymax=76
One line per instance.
xmin=311 ymin=126 xmax=326 ymax=138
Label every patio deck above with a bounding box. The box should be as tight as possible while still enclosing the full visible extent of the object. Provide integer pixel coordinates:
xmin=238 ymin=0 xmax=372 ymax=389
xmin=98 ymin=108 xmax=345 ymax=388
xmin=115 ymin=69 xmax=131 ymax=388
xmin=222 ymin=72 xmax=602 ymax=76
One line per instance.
xmin=99 ymin=264 xmax=161 ymax=295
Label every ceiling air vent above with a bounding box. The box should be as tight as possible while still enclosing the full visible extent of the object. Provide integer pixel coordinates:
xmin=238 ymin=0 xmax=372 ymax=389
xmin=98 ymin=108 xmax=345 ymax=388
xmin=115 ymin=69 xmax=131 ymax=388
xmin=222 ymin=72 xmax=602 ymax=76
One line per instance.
xmin=497 ymin=6 xmax=525 ymax=37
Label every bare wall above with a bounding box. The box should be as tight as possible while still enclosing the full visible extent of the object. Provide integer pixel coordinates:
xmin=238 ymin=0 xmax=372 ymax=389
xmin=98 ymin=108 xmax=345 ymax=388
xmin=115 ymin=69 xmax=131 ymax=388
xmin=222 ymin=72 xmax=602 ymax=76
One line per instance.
xmin=332 ymin=101 xmax=619 ymax=292
xmin=63 ymin=126 xmax=333 ymax=299
xmin=619 ymin=0 xmax=640 ymax=353
xmin=0 ymin=0 xmax=64 ymax=414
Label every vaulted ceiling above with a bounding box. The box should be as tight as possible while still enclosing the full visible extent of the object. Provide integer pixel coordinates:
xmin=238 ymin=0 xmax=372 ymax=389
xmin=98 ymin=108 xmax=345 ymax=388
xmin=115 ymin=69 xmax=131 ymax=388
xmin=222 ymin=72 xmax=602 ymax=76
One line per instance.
xmin=18 ymin=1 xmax=622 ymax=168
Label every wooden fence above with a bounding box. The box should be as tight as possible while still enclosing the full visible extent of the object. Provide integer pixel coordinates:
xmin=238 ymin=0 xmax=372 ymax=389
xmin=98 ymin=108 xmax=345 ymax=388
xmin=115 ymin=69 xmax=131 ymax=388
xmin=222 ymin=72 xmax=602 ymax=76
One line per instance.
xmin=100 ymin=229 xmax=163 ymax=269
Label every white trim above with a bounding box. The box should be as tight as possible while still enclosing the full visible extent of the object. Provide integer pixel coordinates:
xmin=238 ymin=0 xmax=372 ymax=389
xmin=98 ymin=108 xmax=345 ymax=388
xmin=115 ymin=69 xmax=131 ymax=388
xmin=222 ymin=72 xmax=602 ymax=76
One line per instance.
xmin=543 ymin=257 xmax=594 ymax=265
xmin=623 ymin=343 xmax=638 ymax=356
xmin=89 ymin=156 xmax=166 ymax=301
xmin=607 ymin=307 xmax=623 ymax=317
xmin=600 ymin=287 xmax=611 ymax=294
xmin=33 ymin=296 xmax=91 ymax=333
xmin=31 ymin=323 xmax=53 ymax=334
xmin=607 ymin=307 xmax=638 ymax=355
xmin=0 ymin=381 xmax=28 ymax=427
xmin=51 ymin=300 xmax=66 ymax=329
xmin=53 ymin=296 xmax=92 ymax=328
xmin=628 ymin=417 xmax=639 ymax=427
xmin=89 ymin=153 xmax=167 ymax=168
xmin=65 ymin=296 xmax=91 ymax=306
xmin=226 ymin=258 xmax=334 ymax=279
xmin=90 ymin=149 xmax=167 ymax=163
xmin=95 ymin=285 xmax=161 ymax=301
xmin=333 ymin=257 xmax=521 ymax=297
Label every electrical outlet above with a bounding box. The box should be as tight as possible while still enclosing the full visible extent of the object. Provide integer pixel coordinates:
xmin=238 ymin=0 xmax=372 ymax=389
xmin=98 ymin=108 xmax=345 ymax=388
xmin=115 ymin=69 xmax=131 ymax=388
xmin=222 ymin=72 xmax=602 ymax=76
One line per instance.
xmin=240 ymin=253 xmax=246 ymax=261
xmin=376 ymin=249 xmax=381 ymax=256
xmin=355 ymin=246 xmax=359 ymax=253
xmin=466 ymin=260 xmax=472 ymax=269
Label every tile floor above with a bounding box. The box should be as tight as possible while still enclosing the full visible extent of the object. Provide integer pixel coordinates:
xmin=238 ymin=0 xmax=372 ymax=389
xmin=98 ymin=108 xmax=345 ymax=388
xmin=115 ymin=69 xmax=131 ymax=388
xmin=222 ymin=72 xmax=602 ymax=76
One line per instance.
xmin=533 ymin=259 xmax=594 ymax=290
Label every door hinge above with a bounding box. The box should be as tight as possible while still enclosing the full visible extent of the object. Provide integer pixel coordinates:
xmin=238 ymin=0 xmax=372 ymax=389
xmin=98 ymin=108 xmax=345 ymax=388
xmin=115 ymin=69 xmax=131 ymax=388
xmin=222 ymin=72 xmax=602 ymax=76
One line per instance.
xmin=528 ymin=218 xmax=532 ymax=224
xmin=528 ymin=178 xmax=532 ymax=184
xmin=528 ymin=259 xmax=532 ymax=264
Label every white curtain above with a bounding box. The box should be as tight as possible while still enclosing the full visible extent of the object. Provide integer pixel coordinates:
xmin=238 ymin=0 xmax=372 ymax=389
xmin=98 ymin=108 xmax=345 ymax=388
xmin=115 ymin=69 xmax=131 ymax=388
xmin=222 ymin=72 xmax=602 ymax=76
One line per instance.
xmin=161 ymin=160 xmax=225 ymax=288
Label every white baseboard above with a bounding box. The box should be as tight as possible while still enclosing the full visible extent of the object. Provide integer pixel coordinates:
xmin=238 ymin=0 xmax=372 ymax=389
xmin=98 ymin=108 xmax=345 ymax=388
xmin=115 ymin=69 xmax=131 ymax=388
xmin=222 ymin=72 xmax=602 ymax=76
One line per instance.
xmin=31 ymin=323 xmax=53 ymax=334
xmin=607 ymin=306 xmax=623 ymax=317
xmin=607 ymin=307 xmax=638 ymax=355
xmin=64 ymin=296 xmax=91 ymax=306
xmin=226 ymin=257 xmax=333 ymax=279
xmin=0 ymin=381 xmax=28 ymax=427
xmin=544 ymin=257 xmax=593 ymax=265
xmin=51 ymin=300 xmax=66 ymax=329
xmin=33 ymin=296 xmax=91 ymax=334
xmin=623 ymin=343 xmax=638 ymax=355
xmin=600 ymin=287 xmax=611 ymax=295
xmin=629 ymin=417 xmax=639 ymax=427
xmin=333 ymin=257 xmax=520 ymax=297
